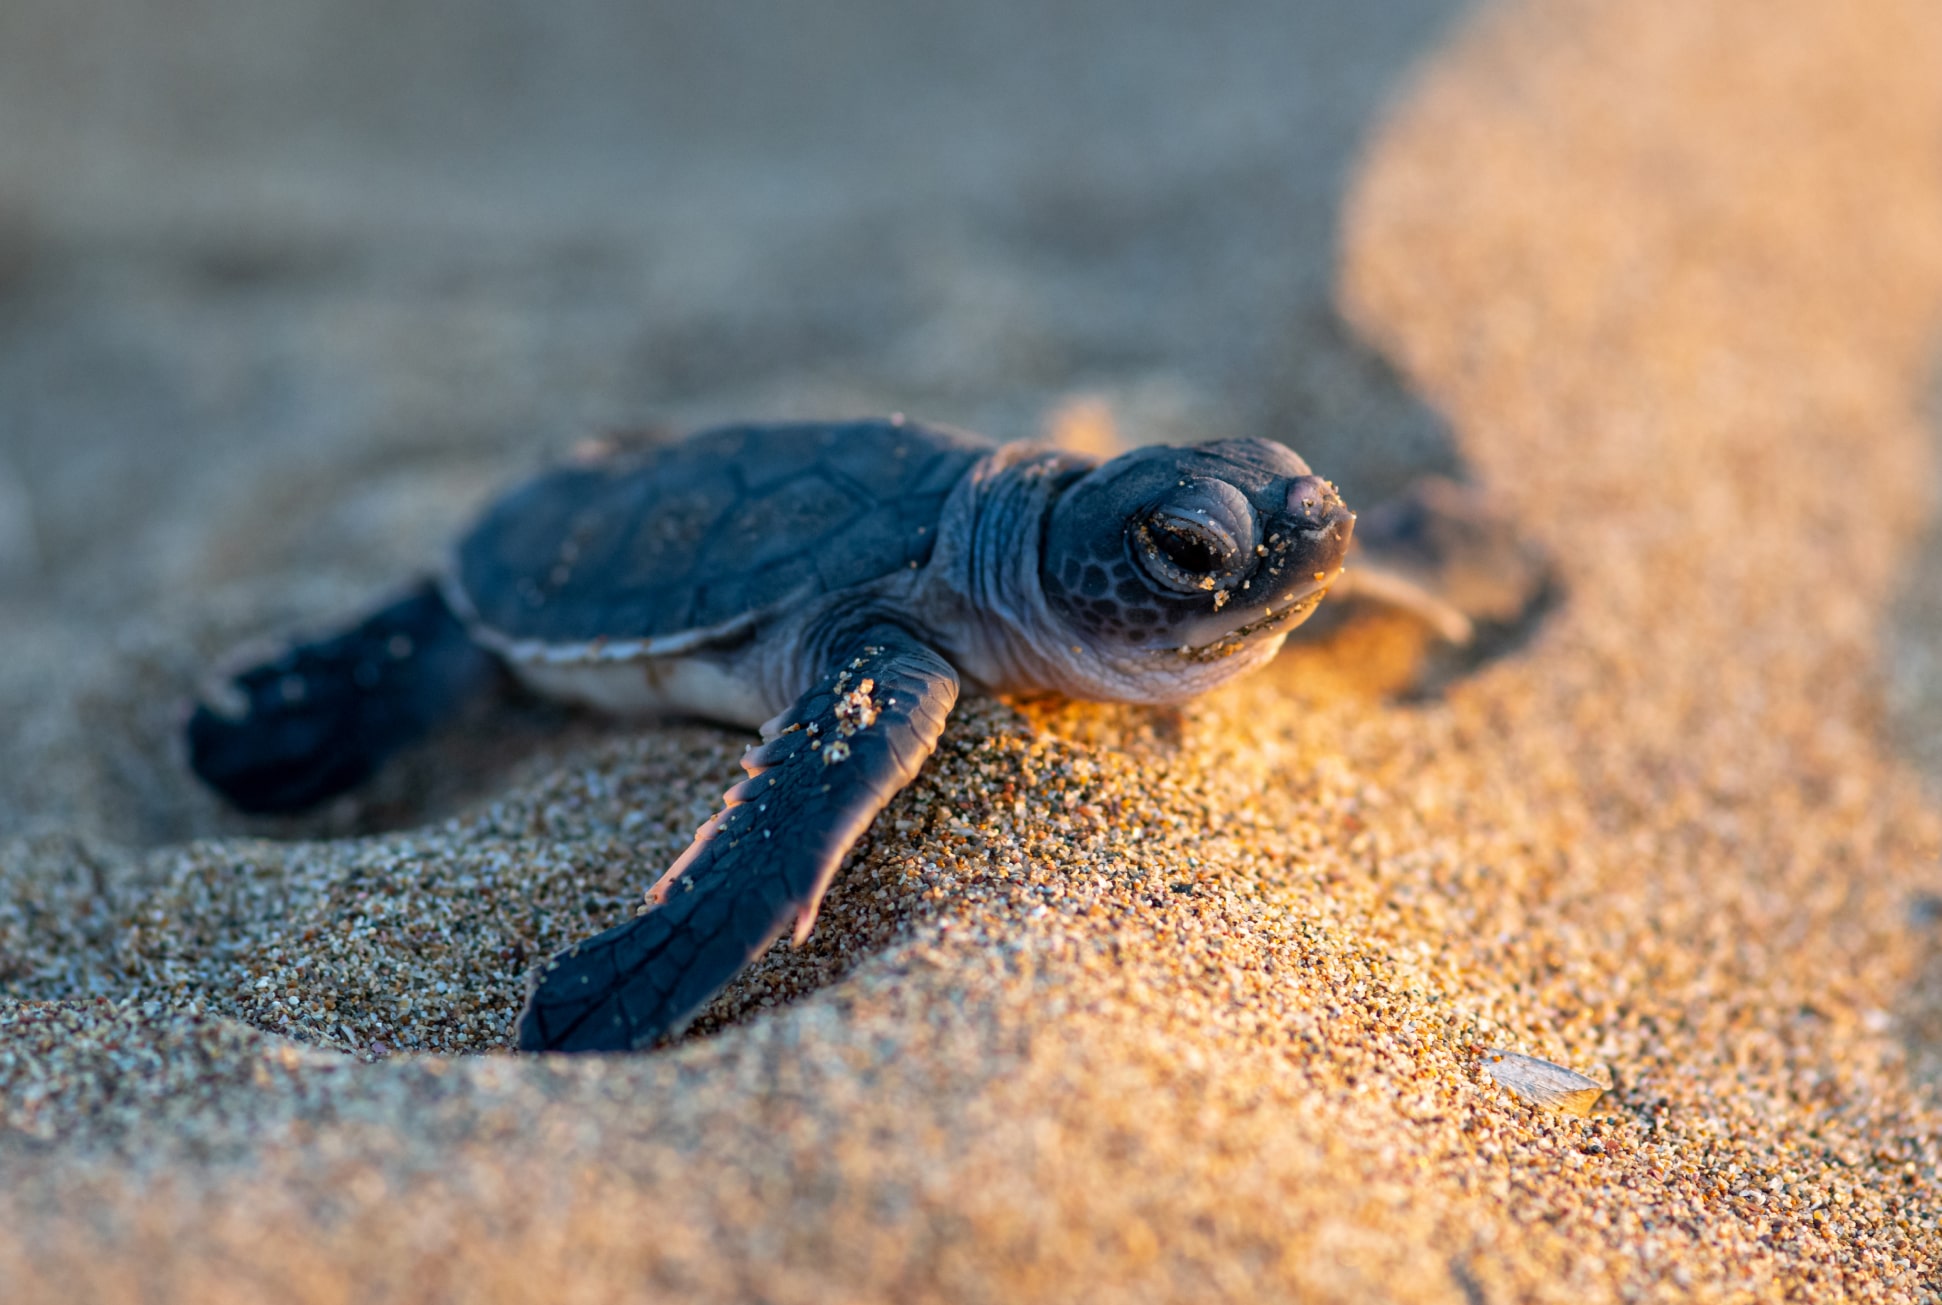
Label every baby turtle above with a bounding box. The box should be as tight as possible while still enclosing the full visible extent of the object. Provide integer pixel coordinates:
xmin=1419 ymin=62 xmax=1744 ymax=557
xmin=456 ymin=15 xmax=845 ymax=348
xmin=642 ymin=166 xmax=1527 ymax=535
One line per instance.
xmin=189 ymin=419 xmax=1427 ymax=1052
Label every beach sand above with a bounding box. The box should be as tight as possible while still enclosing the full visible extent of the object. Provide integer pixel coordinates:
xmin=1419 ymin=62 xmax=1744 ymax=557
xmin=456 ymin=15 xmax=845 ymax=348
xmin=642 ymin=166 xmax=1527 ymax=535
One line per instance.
xmin=4 ymin=0 xmax=1942 ymax=1299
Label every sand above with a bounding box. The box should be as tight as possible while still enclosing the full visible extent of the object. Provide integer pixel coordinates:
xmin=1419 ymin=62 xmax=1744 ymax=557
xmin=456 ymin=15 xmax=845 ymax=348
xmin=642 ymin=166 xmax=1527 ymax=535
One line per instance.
xmin=5 ymin=0 xmax=1942 ymax=1300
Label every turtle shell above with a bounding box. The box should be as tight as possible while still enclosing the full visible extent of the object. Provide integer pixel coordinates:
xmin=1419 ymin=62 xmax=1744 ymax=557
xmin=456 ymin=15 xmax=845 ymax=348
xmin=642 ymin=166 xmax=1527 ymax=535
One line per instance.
xmin=451 ymin=419 xmax=989 ymax=658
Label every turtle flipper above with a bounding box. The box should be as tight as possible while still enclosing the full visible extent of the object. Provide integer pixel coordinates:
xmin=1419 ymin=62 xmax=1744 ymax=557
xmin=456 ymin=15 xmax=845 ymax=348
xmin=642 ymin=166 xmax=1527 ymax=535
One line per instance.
xmin=517 ymin=625 xmax=958 ymax=1053
xmin=186 ymin=579 xmax=498 ymax=814
xmin=1332 ymin=476 xmax=1550 ymax=644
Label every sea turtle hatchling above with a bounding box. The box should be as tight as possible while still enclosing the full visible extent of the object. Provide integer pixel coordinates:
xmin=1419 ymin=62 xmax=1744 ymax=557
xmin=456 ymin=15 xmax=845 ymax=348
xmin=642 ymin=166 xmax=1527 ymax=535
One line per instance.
xmin=187 ymin=418 xmax=1492 ymax=1053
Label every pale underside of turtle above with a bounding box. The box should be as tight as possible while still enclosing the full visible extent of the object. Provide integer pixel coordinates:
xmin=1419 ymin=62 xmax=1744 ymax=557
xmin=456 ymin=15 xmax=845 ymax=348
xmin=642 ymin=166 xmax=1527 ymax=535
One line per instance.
xmin=187 ymin=418 xmax=1524 ymax=1053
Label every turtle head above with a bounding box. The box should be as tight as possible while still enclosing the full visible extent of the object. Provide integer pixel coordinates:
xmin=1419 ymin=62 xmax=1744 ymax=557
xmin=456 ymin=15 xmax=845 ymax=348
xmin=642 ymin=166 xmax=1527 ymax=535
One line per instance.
xmin=1039 ymin=439 xmax=1354 ymax=692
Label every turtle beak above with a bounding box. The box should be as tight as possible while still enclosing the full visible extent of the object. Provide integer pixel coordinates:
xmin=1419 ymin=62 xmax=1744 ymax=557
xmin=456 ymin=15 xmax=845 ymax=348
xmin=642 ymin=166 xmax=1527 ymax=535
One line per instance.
xmin=1283 ymin=475 xmax=1355 ymax=579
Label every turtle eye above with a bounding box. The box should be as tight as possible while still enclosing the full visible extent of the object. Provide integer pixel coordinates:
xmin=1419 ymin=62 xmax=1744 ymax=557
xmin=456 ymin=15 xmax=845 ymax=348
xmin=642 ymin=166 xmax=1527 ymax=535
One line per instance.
xmin=1150 ymin=513 xmax=1234 ymax=574
xmin=1134 ymin=500 xmax=1245 ymax=594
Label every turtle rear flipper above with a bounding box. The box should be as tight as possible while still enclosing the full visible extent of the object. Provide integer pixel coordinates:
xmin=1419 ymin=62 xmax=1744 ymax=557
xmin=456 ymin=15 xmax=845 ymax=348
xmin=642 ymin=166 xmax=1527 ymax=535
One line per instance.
xmin=517 ymin=624 xmax=958 ymax=1053
xmin=186 ymin=579 xmax=499 ymax=814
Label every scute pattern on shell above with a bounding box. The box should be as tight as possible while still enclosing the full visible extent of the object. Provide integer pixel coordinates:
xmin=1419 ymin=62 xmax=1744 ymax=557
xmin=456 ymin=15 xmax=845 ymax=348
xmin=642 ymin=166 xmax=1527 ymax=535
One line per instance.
xmin=454 ymin=420 xmax=988 ymax=648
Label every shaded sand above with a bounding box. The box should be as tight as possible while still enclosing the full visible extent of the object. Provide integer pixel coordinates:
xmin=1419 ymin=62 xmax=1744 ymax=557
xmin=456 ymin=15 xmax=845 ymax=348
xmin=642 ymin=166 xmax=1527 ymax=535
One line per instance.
xmin=7 ymin=0 xmax=1942 ymax=1301
xmin=1890 ymin=366 xmax=1942 ymax=790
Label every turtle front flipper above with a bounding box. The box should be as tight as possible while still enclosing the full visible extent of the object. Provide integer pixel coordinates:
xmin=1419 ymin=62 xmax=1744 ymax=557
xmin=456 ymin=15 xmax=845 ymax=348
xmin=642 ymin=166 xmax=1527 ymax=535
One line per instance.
xmin=517 ymin=625 xmax=959 ymax=1053
xmin=1331 ymin=476 xmax=1551 ymax=644
xmin=186 ymin=579 xmax=499 ymax=814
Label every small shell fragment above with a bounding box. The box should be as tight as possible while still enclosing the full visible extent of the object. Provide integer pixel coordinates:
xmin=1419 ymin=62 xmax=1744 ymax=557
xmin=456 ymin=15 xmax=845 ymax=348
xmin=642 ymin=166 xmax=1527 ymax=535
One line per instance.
xmin=1481 ymin=1049 xmax=1605 ymax=1117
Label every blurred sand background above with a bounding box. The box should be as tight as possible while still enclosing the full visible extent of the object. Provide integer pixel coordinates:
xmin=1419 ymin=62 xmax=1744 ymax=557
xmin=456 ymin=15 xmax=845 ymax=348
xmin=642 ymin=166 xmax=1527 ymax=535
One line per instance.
xmin=4 ymin=0 xmax=1942 ymax=1300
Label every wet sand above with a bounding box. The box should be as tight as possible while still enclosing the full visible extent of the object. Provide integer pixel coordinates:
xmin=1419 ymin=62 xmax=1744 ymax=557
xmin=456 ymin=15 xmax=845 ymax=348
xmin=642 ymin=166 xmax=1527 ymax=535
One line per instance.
xmin=5 ymin=0 xmax=1942 ymax=1300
